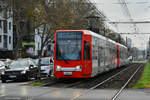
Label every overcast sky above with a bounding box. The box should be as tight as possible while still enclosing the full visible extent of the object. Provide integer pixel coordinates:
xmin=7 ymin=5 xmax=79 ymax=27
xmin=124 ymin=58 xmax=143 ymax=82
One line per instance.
xmin=90 ymin=0 xmax=150 ymax=50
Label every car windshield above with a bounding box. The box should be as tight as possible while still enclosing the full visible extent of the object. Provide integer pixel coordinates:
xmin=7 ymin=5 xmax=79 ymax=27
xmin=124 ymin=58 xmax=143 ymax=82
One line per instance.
xmin=56 ymin=32 xmax=82 ymax=60
xmin=40 ymin=58 xmax=50 ymax=65
xmin=9 ymin=60 xmax=29 ymax=68
xmin=33 ymin=59 xmax=39 ymax=65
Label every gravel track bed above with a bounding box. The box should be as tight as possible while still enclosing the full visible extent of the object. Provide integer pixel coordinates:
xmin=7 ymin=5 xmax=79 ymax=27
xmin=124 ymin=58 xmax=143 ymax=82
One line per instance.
xmin=96 ymin=63 xmax=145 ymax=89
xmin=69 ymin=64 xmax=132 ymax=89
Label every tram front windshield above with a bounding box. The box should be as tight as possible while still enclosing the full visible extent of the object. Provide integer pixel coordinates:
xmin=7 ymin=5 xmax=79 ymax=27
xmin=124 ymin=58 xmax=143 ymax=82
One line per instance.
xmin=56 ymin=32 xmax=82 ymax=60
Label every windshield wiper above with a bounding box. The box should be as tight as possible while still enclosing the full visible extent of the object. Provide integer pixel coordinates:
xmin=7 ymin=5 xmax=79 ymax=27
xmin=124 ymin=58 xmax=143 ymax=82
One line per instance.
xmin=64 ymin=59 xmax=69 ymax=64
xmin=60 ymin=56 xmax=69 ymax=64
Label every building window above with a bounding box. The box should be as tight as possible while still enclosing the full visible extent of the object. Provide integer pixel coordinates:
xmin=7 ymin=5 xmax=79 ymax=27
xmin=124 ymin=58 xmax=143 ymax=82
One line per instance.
xmin=3 ymin=20 xmax=7 ymax=33
xmin=3 ymin=35 xmax=7 ymax=48
xmin=0 ymin=35 xmax=1 ymax=43
xmin=9 ymin=22 xmax=11 ymax=30
xmin=9 ymin=36 xmax=11 ymax=44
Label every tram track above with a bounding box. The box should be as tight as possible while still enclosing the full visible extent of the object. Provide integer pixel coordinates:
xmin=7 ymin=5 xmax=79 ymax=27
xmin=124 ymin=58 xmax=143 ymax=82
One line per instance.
xmin=110 ymin=64 xmax=144 ymax=100
xmin=69 ymin=63 xmax=144 ymax=100
xmin=40 ymin=64 xmax=130 ymax=89
xmin=69 ymin=64 xmax=130 ymax=89
xmin=34 ymin=64 xmax=133 ymax=89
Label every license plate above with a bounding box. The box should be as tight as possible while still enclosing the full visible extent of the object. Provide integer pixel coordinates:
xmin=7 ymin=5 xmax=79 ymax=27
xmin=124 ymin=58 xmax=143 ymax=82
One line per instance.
xmin=9 ymin=75 xmax=16 ymax=78
xmin=64 ymin=72 xmax=72 ymax=76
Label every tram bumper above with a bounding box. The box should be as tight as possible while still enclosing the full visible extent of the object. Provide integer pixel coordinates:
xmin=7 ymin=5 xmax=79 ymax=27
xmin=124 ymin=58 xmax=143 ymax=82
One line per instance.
xmin=55 ymin=66 xmax=90 ymax=78
xmin=56 ymin=65 xmax=82 ymax=72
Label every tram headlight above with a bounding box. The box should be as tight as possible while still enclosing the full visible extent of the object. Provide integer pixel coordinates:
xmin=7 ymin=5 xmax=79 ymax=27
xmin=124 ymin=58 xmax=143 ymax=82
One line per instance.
xmin=76 ymin=65 xmax=82 ymax=71
xmin=56 ymin=65 xmax=61 ymax=71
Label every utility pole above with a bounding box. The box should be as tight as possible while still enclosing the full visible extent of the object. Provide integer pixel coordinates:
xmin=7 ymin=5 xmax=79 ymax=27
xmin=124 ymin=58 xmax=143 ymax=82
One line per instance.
xmin=104 ymin=27 xmax=106 ymax=36
xmin=37 ymin=56 xmax=41 ymax=80
xmin=126 ymin=36 xmax=127 ymax=46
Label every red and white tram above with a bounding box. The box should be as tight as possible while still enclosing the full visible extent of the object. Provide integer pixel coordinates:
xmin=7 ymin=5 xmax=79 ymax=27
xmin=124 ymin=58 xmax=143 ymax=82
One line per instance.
xmin=54 ymin=30 xmax=129 ymax=78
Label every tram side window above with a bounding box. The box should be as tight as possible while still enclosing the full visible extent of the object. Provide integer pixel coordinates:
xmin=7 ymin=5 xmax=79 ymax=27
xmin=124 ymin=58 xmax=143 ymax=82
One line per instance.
xmin=84 ymin=41 xmax=90 ymax=60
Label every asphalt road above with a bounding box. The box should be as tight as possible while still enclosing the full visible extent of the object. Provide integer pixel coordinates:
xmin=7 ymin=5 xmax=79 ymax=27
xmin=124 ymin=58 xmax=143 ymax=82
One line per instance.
xmin=0 ymin=80 xmax=150 ymax=100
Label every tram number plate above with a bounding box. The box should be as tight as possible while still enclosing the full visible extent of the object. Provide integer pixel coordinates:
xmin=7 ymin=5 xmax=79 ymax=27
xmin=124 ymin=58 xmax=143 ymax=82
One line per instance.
xmin=64 ymin=72 xmax=72 ymax=76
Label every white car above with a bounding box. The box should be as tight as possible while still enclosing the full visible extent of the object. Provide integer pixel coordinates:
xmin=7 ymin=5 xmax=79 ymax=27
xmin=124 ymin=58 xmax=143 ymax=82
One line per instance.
xmin=40 ymin=57 xmax=54 ymax=76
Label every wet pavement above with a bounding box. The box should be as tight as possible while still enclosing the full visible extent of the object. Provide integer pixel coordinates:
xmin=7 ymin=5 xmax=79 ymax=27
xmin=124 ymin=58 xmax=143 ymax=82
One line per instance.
xmin=0 ymin=80 xmax=150 ymax=100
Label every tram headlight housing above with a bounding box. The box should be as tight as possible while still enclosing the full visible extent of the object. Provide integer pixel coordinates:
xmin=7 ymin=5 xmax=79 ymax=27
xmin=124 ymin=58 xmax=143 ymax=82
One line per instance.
xmin=76 ymin=65 xmax=82 ymax=71
xmin=56 ymin=65 xmax=61 ymax=71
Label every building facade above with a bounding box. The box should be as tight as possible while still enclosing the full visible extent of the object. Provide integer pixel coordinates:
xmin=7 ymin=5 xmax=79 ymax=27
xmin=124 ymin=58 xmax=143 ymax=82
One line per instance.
xmin=0 ymin=1 xmax=13 ymax=58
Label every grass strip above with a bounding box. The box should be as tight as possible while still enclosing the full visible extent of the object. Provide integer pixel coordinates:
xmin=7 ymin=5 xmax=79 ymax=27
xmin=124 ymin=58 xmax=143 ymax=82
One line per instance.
xmin=132 ymin=62 xmax=150 ymax=89
xmin=31 ymin=81 xmax=44 ymax=86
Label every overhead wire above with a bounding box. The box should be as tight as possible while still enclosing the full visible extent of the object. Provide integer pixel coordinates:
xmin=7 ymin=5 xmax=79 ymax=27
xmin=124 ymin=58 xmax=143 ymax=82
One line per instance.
xmin=87 ymin=2 xmax=150 ymax=5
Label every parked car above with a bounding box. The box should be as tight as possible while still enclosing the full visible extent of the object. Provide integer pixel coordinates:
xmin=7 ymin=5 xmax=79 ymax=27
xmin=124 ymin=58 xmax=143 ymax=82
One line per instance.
xmin=0 ymin=61 xmax=5 ymax=76
xmin=1 ymin=59 xmax=38 ymax=83
xmin=5 ymin=59 xmax=15 ymax=67
xmin=38 ymin=57 xmax=54 ymax=77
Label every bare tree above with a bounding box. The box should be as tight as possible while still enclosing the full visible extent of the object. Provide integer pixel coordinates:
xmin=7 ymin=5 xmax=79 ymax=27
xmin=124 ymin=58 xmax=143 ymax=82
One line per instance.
xmin=26 ymin=0 xmax=102 ymax=57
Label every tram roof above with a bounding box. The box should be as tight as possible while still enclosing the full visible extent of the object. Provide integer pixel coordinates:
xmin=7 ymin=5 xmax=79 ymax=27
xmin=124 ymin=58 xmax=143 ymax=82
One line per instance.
xmin=85 ymin=30 xmax=117 ymax=44
xmin=56 ymin=30 xmax=127 ymax=48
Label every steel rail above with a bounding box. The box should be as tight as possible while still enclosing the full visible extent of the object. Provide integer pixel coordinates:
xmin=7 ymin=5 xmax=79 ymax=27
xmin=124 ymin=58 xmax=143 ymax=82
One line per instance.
xmin=111 ymin=64 xmax=143 ymax=100
xmin=69 ymin=65 xmax=133 ymax=100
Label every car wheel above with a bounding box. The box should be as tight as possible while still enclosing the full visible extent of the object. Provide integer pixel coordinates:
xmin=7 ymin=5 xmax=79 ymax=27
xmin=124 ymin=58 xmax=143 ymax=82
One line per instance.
xmin=23 ymin=74 xmax=29 ymax=81
xmin=23 ymin=76 xmax=28 ymax=81
xmin=35 ymin=73 xmax=38 ymax=80
xmin=1 ymin=79 xmax=6 ymax=83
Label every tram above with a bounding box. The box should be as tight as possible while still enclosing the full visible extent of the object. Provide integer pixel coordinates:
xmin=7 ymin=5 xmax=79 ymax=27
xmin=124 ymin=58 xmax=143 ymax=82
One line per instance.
xmin=54 ymin=30 xmax=128 ymax=78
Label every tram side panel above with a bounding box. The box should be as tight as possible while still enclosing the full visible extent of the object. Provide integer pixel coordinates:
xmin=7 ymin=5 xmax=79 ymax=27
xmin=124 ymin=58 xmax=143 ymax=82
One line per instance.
xmin=120 ymin=46 xmax=123 ymax=66
xmin=116 ymin=43 xmax=120 ymax=68
xmin=117 ymin=44 xmax=128 ymax=67
xmin=83 ymin=34 xmax=92 ymax=77
xmin=108 ymin=41 xmax=117 ymax=70
xmin=98 ymin=37 xmax=106 ymax=73
xmin=105 ymin=40 xmax=117 ymax=71
xmin=91 ymin=36 xmax=107 ymax=77
xmin=91 ymin=36 xmax=99 ymax=77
